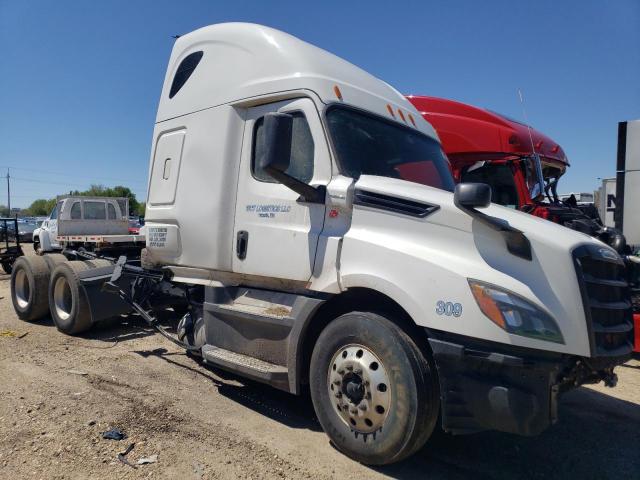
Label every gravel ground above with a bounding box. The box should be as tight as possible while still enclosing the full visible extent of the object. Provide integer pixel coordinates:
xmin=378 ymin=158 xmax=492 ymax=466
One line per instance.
xmin=0 ymin=252 xmax=639 ymax=479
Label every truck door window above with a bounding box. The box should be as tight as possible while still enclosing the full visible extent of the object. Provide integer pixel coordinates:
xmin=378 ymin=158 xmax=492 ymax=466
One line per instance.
xmin=252 ymin=112 xmax=314 ymax=184
xmin=326 ymin=106 xmax=454 ymax=191
xmin=50 ymin=201 xmax=62 ymax=220
xmin=70 ymin=202 xmax=82 ymax=219
xmin=84 ymin=201 xmax=107 ymax=220
xmin=462 ymin=164 xmax=519 ymax=208
xmin=107 ymin=203 xmax=117 ymax=220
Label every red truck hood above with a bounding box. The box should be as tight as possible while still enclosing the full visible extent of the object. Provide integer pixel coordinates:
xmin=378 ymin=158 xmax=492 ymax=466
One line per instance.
xmin=407 ymin=95 xmax=568 ymax=170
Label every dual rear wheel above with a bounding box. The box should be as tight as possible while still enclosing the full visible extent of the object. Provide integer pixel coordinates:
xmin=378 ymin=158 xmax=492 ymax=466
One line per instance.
xmin=11 ymin=255 xmax=111 ymax=334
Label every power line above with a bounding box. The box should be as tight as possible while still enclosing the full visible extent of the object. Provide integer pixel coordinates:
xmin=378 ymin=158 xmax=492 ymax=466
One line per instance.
xmin=10 ymin=176 xmax=147 ymax=191
xmin=0 ymin=164 xmax=147 ymax=186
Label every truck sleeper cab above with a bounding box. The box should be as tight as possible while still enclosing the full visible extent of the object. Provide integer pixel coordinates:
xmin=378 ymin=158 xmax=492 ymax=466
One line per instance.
xmin=11 ymin=23 xmax=633 ymax=466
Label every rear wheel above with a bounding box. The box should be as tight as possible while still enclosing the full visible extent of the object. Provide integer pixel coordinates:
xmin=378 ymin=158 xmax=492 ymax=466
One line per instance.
xmin=48 ymin=261 xmax=92 ymax=334
xmin=42 ymin=253 xmax=68 ymax=271
xmin=310 ymin=312 xmax=439 ymax=465
xmin=10 ymin=256 xmax=51 ymax=321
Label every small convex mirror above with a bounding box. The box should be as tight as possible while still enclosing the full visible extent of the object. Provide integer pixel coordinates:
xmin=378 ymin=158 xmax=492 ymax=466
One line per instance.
xmin=454 ymin=183 xmax=492 ymax=209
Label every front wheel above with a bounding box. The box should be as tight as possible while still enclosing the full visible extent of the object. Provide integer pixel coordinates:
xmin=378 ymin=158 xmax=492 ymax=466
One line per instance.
xmin=310 ymin=312 xmax=440 ymax=465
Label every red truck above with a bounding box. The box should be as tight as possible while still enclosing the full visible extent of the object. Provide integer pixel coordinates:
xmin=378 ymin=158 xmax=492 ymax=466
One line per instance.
xmin=407 ymin=95 xmax=639 ymax=354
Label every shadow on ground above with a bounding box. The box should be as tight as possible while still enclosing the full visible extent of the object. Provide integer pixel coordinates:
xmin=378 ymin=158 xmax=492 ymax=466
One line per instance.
xmin=29 ymin=310 xmax=640 ymax=480
xmin=131 ymin=346 xmax=640 ymax=480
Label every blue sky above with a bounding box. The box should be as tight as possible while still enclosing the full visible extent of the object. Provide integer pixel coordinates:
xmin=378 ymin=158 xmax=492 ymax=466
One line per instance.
xmin=1 ymin=0 xmax=638 ymax=208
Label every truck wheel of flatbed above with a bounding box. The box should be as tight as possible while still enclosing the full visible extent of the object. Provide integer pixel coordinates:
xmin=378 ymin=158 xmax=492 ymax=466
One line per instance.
xmin=10 ymin=256 xmax=51 ymax=321
xmin=310 ymin=312 xmax=439 ymax=465
xmin=48 ymin=261 xmax=92 ymax=335
xmin=43 ymin=253 xmax=68 ymax=271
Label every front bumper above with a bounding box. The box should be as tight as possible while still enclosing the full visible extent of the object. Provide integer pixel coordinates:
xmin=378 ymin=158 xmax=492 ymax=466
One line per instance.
xmin=427 ymin=330 xmax=627 ymax=436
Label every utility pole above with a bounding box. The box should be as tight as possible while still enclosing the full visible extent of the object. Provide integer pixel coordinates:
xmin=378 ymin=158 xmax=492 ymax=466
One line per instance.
xmin=6 ymin=168 xmax=10 ymax=216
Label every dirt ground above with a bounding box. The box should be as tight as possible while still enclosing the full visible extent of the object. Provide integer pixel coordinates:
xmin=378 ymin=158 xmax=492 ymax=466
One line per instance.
xmin=1 ymin=252 xmax=639 ymax=479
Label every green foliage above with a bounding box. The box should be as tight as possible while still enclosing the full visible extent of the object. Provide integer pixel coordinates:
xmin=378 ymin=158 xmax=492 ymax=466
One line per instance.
xmin=26 ymin=185 xmax=144 ymax=217
xmin=24 ymin=198 xmax=57 ymax=216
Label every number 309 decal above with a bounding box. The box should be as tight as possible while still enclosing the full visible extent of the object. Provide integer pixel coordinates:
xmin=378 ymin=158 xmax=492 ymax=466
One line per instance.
xmin=435 ymin=301 xmax=463 ymax=317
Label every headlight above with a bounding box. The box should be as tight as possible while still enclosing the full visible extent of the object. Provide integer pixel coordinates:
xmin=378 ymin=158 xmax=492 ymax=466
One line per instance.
xmin=468 ymin=279 xmax=564 ymax=344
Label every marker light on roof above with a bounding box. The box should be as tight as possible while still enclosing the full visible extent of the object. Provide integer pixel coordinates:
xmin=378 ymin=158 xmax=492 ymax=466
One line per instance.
xmin=398 ymin=110 xmax=406 ymax=123
xmin=386 ymin=104 xmax=395 ymax=118
xmin=333 ymin=85 xmax=343 ymax=101
xmin=408 ymin=113 xmax=416 ymax=127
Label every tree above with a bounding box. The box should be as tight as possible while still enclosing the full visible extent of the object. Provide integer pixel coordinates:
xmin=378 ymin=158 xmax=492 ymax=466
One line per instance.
xmin=25 ymin=185 xmax=144 ymax=217
xmin=25 ymin=198 xmax=57 ymax=216
xmin=68 ymin=184 xmax=141 ymax=216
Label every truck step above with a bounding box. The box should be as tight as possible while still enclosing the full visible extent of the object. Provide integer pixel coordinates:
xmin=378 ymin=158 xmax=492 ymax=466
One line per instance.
xmin=201 ymin=345 xmax=290 ymax=391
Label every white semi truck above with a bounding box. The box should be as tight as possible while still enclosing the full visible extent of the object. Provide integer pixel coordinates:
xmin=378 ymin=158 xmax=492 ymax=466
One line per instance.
xmin=10 ymin=24 xmax=634 ymax=465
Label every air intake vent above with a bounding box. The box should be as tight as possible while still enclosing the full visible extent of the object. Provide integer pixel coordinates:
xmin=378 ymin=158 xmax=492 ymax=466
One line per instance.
xmin=354 ymin=190 xmax=439 ymax=218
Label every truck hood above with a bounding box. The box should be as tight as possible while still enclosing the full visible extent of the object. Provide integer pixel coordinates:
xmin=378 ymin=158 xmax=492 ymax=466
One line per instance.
xmin=354 ymin=175 xmax=598 ymax=253
xmin=343 ymin=175 xmax=615 ymax=355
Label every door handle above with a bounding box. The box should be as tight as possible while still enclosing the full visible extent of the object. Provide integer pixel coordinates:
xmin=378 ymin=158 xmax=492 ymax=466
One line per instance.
xmin=236 ymin=230 xmax=249 ymax=260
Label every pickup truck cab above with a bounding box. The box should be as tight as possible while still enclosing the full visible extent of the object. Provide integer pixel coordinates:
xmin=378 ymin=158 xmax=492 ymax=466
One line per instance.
xmin=34 ymin=196 xmax=132 ymax=253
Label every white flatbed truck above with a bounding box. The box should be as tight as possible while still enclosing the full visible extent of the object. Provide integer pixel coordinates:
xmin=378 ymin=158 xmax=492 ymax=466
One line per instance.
xmin=10 ymin=23 xmax=634 ymax=465
xmin=32 ymin=196 xmax=145 ymax=257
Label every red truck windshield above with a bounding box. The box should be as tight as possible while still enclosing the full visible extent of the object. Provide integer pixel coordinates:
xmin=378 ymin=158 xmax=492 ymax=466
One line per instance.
xmin=326 ymin=106 xmax=455 ymax=192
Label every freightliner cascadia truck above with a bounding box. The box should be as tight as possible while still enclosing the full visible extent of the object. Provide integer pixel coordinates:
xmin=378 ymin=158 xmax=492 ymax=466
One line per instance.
xmin=10 ymin=24 xmax=634 ymax=465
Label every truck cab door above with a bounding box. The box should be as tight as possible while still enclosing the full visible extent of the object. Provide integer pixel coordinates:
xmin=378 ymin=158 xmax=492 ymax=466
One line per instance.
xmin=46 ymin=201 xmax=63 ymax=249
xmin=232 ymin=98 xmax=331 ymax=281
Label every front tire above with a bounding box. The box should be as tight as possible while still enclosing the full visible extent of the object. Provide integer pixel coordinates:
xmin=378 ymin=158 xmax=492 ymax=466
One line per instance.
xmin=310 ymin=312 xmax=439 ymax=465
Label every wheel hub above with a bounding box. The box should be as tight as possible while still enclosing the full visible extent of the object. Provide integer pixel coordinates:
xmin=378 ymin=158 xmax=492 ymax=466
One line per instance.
xmin=343 ymin=373 xmax=365 ymax=404
xmin=14 ymin=269 xmax=31 ymax=309
xmin=53 ymin=276 xmax=72 ymax=321
xmin=328 ymin=344 xmax=390 ymax=434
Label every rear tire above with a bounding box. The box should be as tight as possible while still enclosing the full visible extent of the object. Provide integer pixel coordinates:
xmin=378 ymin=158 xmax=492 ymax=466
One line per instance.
xmin=48 ymin=261 xmax=93 ymax=334
xmin=42 ymin=253 xmax=68 ymax=271
xmin=10 ymin=256 xmax=51 ymax=321
xmin=310 ymin=312 xmax=439 ymax=465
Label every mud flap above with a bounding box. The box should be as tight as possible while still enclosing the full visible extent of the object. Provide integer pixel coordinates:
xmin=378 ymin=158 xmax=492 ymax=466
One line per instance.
xmin=77 ymin=265 xmax=133 ymax=323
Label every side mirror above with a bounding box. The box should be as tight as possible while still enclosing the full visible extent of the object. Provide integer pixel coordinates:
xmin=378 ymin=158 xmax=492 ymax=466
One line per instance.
xmin=260 ymin=112 xmax=324 ymax=204
xmin=260 ymin=113 xmax=293 ymax=175
xmin=527 ymin=154 xmax=545 ymax=201
xmin=454 ymin=183 xmax=491 ymax=210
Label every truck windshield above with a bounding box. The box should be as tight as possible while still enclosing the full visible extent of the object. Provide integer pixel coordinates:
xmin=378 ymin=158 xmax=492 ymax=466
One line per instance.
xmin=326 ymin=107 xmax=455 ymax=191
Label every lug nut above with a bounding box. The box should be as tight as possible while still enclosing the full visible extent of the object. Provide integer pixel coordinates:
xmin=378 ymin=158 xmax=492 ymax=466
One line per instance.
xmin=354 ymin=368 xmax=362 ymax=375
xmin=333 ymin=379 xmax=341 ymax=385
xmin=337 ymin=369 xmax=345 ymax=375
xmin=350 ymin=408 xmax=358 ymax=415
xmin=366 ymin=392 xmax=371 ymax=400
xmin=335 ymin=392 xmax=342 ymax=398
xmin=358 ymin=404 xmax=367 ymax=411
xmin=346 ymin=365 xmax=353 ymax=371
xmin=364 ymin=380 xmax=370 ymax=387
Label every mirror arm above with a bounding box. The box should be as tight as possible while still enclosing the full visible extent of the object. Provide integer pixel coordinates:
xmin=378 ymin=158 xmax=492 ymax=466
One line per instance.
xmin=458 ymin=204 xmax=532 ymax=261
xmin=265 ymin=168 xmax=325 ymax=204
